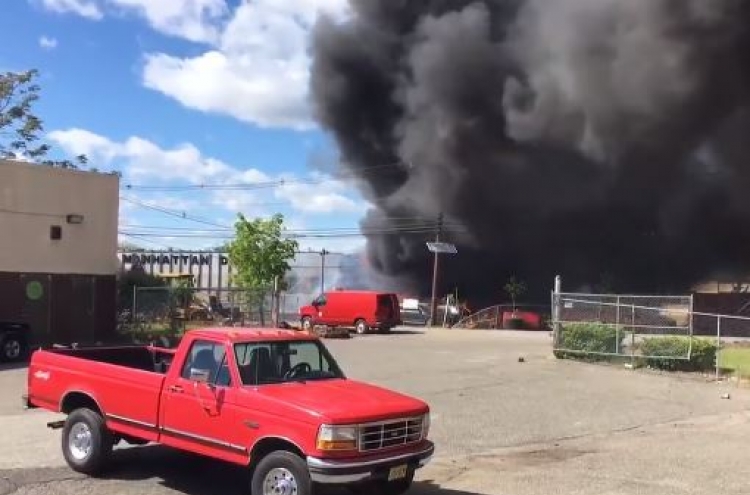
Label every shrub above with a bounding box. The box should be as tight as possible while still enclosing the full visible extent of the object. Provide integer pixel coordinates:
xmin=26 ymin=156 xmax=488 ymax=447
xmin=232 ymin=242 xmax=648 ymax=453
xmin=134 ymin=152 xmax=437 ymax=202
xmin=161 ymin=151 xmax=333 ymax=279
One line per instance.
xmin=555 ymin=323 xmax=625 ymax=360
xmin=639 ymin=336 xmax=717 ymax=372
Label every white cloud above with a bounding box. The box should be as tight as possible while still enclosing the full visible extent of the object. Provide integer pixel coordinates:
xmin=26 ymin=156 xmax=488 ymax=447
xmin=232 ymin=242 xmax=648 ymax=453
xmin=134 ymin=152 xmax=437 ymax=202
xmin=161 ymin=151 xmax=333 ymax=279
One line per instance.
xmin=108 ymin=0 xmax=229 ymax=44
xmin=48 ymin=128 xmax=260 ymax=185
xmin=142 ymin=50 xmax=313 ymax=129
xmin=142 ymin=0 xmax=350 ymax=129
xmin=39 ymin=35 xmax=59 ymax=50
xmin=47 ymin=127 xmax=365 ymax=218
xmin=36 ymin=0 xmax=228 ymax=43
xmin=36 ymin=0 xmax=352 ymax=129
xmin=211 ymin=190 xmax=269 ymax=216
xmin=39 ymin=0 xmax=103 ymax=19
xmin=48 ymin=128 xmax=120 ymax=162
xmin=275 ymin=181 xmax=365 ymax=214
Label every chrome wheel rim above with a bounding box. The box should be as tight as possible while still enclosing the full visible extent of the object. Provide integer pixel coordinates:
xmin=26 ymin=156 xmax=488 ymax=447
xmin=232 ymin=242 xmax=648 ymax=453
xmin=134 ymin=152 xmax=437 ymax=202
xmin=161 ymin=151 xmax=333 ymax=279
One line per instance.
xmin=68 ymin=423 xmax=93 ymax=461
xmin=4 ymin=340 xmax=20 ymax=359
xmin=263 ymin=467 xmax=297 ymax=495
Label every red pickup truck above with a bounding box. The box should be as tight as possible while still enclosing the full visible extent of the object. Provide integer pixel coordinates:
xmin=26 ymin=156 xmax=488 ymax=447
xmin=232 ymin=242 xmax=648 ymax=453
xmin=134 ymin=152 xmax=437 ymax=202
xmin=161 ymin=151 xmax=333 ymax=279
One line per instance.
xmin=23 ymin=327 xmax=434 ymax=495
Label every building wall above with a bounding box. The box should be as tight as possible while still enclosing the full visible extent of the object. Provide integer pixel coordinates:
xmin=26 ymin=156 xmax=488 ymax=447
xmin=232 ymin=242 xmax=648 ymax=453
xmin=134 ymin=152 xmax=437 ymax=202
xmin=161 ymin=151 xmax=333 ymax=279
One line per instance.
xmin=0 ymin=159 xmax=119 ymax=275
xmin=0 ymin=160 xmax=119 ymax=345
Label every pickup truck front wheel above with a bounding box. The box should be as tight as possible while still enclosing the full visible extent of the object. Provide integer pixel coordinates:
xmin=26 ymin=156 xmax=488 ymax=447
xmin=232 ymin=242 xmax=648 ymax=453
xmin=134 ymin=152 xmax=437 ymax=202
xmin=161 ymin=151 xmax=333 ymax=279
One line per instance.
xmin=251 ymin=451 xmax=312 ymax=495
xmin=62 ymin=408 xmax=113 ymax=476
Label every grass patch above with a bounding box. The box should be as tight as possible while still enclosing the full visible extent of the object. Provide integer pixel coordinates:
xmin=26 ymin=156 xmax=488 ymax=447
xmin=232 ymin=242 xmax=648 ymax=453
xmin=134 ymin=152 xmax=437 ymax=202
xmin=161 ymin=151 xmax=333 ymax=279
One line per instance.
xmin=718 ymin=347 xmax=750 ymax=374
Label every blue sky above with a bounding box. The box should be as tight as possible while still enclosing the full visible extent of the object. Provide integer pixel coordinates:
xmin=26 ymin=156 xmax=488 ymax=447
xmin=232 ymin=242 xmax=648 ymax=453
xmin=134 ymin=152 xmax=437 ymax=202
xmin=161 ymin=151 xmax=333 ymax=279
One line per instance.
xmin=1 ymin=0 xmax=367 ymax=254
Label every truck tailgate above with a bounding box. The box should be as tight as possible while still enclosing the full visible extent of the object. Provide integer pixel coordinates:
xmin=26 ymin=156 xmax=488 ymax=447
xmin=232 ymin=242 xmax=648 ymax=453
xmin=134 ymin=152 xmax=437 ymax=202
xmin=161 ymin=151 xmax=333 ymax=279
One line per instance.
xmin=28 ymin=350 xmax=166 ymax=437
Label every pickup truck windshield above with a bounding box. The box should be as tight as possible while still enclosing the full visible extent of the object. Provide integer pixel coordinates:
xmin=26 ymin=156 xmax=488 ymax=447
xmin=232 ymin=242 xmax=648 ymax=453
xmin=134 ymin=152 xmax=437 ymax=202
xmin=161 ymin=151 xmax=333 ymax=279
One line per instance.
xmin=233 ymin=340 xmax=345 ymax=385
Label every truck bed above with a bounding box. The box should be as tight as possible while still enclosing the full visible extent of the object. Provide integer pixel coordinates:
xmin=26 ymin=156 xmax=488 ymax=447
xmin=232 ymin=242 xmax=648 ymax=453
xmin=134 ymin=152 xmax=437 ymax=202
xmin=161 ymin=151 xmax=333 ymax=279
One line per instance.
xmin=47 ymin=344 xmax=176 ymax=373
xmin=27 ymin=344 xmax=176 ymax=443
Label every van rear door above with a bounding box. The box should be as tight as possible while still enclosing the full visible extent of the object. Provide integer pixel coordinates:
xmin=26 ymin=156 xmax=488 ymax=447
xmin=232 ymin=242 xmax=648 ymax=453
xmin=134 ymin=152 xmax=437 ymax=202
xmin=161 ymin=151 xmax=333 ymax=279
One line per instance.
xmin=376 ymin=294 xmax=398 ymax=322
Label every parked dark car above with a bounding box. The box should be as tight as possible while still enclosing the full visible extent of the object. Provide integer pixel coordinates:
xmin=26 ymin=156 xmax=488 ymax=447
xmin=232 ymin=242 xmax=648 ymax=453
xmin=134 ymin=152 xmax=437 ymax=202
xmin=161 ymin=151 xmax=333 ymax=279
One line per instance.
xmin=401 ymin=307 xmax=429 ymax=326
xmin=0 ymin=321 xmax=31 ymax=363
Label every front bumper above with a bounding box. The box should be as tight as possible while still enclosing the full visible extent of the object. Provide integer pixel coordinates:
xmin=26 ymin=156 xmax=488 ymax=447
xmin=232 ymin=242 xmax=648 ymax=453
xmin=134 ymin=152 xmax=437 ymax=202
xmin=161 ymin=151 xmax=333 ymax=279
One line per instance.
xmin=307 ymin=441 xmax=434 ymax=484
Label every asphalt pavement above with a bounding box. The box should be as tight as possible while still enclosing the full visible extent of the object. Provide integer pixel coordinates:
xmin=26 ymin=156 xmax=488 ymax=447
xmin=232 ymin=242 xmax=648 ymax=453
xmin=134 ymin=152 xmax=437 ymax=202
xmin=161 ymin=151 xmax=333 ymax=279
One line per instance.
xmin=2 ymin=328 xmax=750 ymax=495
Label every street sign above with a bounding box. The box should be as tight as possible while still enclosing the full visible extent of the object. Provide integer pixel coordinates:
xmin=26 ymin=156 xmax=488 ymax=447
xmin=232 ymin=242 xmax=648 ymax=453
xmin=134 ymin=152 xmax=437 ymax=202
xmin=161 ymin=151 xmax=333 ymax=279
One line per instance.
xmin=426 ymin=242 xmax=457 ymax=254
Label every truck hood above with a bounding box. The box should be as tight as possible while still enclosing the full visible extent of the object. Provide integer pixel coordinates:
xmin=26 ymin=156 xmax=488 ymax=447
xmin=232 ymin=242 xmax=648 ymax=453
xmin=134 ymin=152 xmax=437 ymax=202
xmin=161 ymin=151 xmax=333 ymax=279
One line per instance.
xmin=250 ymin=378 xmax=428 ymax=424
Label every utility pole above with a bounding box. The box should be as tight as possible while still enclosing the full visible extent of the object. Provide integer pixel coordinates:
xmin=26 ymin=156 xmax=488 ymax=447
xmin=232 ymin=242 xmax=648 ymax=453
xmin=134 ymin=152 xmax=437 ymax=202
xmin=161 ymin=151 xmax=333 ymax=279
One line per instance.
xmin=320 ymin=248 xmax=329 ymax=294
xmin=429 ymin=213 xmax=443 ymax=326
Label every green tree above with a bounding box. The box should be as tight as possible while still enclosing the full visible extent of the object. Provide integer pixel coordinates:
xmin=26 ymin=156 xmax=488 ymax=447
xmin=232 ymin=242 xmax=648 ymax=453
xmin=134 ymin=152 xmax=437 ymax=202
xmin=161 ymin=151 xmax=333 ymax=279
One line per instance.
xmin=227 ymin=213 xmax=299 ymax=325
xmin=1 ymin=69 xmax=86 ymax=168
xmin=504 ymin=275 xmax=527 ymax=313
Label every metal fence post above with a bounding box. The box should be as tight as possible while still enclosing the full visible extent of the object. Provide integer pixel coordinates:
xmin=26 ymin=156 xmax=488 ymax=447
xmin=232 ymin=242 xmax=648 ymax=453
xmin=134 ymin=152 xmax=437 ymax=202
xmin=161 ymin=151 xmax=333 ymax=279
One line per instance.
xmin=615 ymin=296 xmax=620 ymax=355
xmin=552 ymin=275 xmax=561 ymax=348
xmin=132 ymin=286 xmax=137 ymax=324
xmin=716 ymin=315 xmax=721 ymax=381
xmin=631 ymin=304 xmax=636 ymax=367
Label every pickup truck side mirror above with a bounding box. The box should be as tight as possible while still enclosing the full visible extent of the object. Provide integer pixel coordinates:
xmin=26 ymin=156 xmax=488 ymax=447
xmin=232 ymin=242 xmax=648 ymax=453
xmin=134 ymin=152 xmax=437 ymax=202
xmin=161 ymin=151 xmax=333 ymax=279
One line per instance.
xmin=189 ymin=368 xmax=211 ymax=383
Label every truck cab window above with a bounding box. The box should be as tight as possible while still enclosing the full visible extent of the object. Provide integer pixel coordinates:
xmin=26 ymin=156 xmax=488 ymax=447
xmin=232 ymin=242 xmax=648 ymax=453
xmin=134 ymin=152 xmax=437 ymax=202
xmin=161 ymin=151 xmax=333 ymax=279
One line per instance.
xmin=181 ymin=340 xmax=231 ymax=387
xmin=234 ymin=340 xmax=344 ymax=385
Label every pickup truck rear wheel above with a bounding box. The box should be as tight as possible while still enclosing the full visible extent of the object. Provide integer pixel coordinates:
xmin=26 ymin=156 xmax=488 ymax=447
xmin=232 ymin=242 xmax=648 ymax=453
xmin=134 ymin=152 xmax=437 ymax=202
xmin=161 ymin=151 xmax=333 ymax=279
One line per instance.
xmin=62 ymin=408 xmax=113 ymax=476
xmin=251 ymin=450 xmax=311 ymax=495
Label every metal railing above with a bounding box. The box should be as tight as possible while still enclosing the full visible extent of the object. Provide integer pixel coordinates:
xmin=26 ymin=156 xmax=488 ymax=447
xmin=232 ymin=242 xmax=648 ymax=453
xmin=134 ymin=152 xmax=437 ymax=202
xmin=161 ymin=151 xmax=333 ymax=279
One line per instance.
xmin=452 ymin=304 xmax=551 ymax=330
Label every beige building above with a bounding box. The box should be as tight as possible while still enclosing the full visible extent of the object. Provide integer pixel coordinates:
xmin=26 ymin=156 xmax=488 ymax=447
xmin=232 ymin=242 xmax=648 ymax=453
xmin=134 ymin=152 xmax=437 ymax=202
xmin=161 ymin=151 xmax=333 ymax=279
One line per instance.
xmin=0 ymin=159 xmax=120 ymax=345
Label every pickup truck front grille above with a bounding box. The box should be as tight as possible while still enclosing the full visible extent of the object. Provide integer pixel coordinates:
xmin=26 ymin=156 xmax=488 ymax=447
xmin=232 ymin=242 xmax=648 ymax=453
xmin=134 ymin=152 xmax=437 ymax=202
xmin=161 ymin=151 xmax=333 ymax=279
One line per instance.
xmin=359 ymin=416 xmax=424 ymax=452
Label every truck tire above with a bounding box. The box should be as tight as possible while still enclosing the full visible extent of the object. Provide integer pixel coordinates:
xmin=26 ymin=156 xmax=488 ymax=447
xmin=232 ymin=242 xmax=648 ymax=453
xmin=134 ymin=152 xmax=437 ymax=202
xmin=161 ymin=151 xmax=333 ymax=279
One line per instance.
xmin=355 ymin=319 xmax=369 ymax=335
xmin=251 ymin=450 xmax=312 ymax=495
xmin=62 ymin=408 xmax=113 ymax=476
xmin=0 ymin=333 xmax=27 ymax=362
xmin=301 ymin=317 xmax=312 ymax=331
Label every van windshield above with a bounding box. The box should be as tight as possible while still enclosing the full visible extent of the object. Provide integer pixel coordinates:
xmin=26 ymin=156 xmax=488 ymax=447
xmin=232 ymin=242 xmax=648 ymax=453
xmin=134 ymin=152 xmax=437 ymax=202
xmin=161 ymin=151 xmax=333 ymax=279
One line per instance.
xmin=233 ymin=340 xmax=345 ymax=386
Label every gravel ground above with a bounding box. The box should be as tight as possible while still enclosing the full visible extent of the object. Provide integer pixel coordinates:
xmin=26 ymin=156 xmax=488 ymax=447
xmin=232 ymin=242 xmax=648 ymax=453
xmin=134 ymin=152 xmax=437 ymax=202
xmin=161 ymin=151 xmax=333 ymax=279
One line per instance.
xmin=1 ymin=328 xmax=749 ymax=495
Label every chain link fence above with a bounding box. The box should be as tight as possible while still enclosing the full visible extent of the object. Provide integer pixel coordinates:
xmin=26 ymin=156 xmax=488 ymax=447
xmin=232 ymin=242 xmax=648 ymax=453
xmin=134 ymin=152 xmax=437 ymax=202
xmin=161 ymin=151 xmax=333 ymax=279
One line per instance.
xmin=552 ymin=292 xmax=694 ymax=360
xmin=118 ymin=286 xmax=280 ymax=344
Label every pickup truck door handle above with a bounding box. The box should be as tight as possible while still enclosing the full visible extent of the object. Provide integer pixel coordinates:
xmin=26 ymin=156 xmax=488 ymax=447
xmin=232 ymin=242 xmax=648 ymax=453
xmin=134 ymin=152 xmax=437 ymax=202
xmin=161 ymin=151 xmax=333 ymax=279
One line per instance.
xmin=168 ymin=385 xmax=184 ymax=394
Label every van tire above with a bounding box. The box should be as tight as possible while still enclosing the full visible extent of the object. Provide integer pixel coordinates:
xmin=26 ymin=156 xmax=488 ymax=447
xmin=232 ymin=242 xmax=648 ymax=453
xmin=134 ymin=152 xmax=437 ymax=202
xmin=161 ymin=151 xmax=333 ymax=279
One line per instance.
xmin=62 ymin=408 xmax=113 ymax=476
xmin=251 ymin=450 xmax=312 ymax=495
xmin=355 ymin=319 xmax=369 ymax=334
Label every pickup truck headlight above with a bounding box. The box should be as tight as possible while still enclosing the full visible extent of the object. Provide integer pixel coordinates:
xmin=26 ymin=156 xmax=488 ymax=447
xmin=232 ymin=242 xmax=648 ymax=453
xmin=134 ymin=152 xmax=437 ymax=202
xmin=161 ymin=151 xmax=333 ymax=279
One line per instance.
xmin=316 ymin=424 xmax=358 ymax=451
xmin=422 ymin=412 xmax=431 ymax=439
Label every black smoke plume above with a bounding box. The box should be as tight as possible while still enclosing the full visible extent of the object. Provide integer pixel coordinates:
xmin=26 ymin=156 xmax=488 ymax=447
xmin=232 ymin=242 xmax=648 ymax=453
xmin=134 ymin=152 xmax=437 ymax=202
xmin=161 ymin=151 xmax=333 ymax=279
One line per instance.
xmin=309 ymin=0 xmax=750 ymax=306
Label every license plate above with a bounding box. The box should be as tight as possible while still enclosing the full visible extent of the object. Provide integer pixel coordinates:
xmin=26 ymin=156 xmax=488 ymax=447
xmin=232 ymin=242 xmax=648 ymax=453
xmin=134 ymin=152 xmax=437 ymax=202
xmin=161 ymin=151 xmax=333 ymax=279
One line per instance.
xmin=388 ymin=464 xmax=408 ymax=481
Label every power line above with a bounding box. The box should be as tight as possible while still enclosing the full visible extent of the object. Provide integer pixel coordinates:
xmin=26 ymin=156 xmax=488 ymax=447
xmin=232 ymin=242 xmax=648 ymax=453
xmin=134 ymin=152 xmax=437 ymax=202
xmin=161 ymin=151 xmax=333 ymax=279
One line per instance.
xmin=120 ymin=162 xmax=406 ymax=192
xmin=121 ymin=196 xmax=231 ymax=229
xmin=118 ymin=226 xmax=465 ymax=239
xmin=119 ymin=233 xmax=174 ymax=249
xmin=119 ymin=221 xmax=463 ymax=234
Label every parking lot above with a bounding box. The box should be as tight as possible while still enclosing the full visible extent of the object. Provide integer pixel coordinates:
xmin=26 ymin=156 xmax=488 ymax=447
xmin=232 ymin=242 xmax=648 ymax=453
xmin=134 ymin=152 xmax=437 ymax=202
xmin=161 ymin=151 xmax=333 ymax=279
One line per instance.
xmin=2 ymin=328 xmax=750 ymax=495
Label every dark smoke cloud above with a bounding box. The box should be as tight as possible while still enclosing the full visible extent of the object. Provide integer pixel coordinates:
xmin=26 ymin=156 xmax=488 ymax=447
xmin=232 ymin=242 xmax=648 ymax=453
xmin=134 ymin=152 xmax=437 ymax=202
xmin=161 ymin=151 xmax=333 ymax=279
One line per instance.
xmin=309 ymin=0 xmax=750 ymax=306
